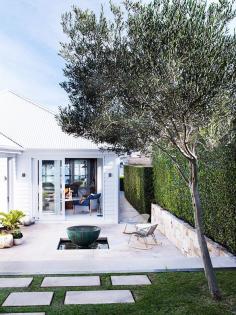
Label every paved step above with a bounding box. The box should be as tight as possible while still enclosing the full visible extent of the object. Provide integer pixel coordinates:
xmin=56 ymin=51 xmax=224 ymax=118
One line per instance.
xmin=111 ymin=275 xmax=151 ymax=285
xmin=2 ymin=292 xmax=53 ymax=307
xmin=0 ymin=277 xmax=33 ymax=288
xmin=41 ymin=276 xmax=100 ymax=287
xmin=65 ymin=290 xmax=135 ymax=304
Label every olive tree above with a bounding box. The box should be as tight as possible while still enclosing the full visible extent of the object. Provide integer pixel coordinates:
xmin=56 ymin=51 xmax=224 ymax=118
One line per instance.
xmin=58 ymin=0 xmax=236 ymax=299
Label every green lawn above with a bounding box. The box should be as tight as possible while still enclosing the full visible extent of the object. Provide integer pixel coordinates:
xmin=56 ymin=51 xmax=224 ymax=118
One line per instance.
xmin=0 ymin=271 xmax=236 ymax=315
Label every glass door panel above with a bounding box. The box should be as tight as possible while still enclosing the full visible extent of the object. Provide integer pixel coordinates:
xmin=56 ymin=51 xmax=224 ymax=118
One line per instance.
xmin=65 ymin=159 xmax=96 ymax=197
xmin=41 ymin=160 xmax=63 ymax=215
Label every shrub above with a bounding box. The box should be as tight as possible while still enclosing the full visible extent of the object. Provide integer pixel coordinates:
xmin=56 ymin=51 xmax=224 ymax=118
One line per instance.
xmin=12 ymin=229 xmax=23 ymax=239
xmin=153 ymin=144 xmax=236 ymax=254
xmin=0 ymin=210 xmax=25 ymax=232
xmin=124 ymin=165 xmax=154 ymax=214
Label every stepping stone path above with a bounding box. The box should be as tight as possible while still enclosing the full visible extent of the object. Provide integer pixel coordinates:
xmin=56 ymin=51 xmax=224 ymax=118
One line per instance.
xmin=2 ymin=292 xmax=53 ymax=307
xmin=41 ymin=276 xmax=100 ymax=287
xmin=1 ymin=313 xmax=45 ymax=315
xmin=64 ymin=290 xmax=135 ymax=304
xmin=0 ymin=278 xmax=33 ymax=288
xmin=1 ymin=275 xmax=153 ymax=307
xmin=111 ymin=275 xmax=151 ymax=286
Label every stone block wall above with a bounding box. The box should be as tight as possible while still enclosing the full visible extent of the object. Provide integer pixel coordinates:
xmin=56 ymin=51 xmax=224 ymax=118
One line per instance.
xmin=151 ymin=203 xmax=233 ymax=257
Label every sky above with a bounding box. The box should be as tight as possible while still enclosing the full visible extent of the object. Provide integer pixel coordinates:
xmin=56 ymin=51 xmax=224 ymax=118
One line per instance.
xmin=0 ymin=0 xmax=115 ymax=111
xmin=0 ymin=0 xmax=235 ymax=111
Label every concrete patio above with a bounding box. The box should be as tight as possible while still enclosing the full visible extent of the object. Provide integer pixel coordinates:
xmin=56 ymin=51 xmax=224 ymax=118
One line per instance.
xmin=0 ymin=193 xmax=235 ymax=275
xmin=0 ymin=220 xmax=235 ymax=275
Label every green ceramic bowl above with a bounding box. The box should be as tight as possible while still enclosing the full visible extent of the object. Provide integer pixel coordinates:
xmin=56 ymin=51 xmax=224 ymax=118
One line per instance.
xmin=67 ymin=225 xmax=101 ymax=247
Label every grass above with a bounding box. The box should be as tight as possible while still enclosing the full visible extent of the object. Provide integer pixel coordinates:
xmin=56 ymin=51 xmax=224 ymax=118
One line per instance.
xmin=0 ymin=271 xmax=236 ymax=314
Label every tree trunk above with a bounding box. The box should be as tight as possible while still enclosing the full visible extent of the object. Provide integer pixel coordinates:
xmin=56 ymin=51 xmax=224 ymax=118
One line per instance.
xmin=189 ymin=158 xmax=221 ymax=300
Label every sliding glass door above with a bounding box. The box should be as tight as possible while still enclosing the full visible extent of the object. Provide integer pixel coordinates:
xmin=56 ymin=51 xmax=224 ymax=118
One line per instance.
xmin=38 ymin=158 xmax=98 ymax=217
xmin=39 ymin=160 xmax=64 ymax=216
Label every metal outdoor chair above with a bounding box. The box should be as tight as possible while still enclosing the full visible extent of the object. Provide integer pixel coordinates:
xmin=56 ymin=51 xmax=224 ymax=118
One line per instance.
xmin=123 ymin=213 xmax=150 ymax=234
xmin=128 ymin=224 xmax=158 ymax=248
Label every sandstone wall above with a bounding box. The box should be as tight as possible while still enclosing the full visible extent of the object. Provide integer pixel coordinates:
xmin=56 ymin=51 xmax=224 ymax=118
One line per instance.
xmin=151 ymin=203 xmax=233 ymax=257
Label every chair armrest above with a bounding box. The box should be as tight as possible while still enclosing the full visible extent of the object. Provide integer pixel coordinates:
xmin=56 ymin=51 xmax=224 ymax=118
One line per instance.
xmin=135 ymin=223 xmax=152 ymax=230
xmin=137 ymin=226 xmax=151 ymax=234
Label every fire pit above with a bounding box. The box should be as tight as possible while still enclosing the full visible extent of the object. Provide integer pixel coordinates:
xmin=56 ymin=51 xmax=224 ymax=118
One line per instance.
xmin=67 ymin=225 xmax=101 ymax=247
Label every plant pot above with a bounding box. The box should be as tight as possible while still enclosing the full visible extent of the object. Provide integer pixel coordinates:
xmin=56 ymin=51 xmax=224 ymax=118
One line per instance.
xmin=13 ymin=237 xmax=23 ymax=246
xmin=0 ymin=234 xmax=13 ymax=248
xmin=67 ymin=225 xmax=101 ymax=247
xmin=20 ymin=215 xmax=35 ymax=226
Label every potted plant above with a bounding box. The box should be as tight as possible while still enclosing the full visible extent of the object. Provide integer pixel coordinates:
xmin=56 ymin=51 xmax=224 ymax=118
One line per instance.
xmin=0 ymin=210 xmax=25 ymax=246
xmin=12 ymin=229 xmax=24 ymax=245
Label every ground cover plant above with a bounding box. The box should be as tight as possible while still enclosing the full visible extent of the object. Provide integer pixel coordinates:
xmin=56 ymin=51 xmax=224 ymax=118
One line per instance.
xmin=0 ymin=271 xmax=236 ymax=315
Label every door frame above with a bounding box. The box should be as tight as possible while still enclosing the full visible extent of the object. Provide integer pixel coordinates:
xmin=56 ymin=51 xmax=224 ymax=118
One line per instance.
xmin=37 ymin=158 xmax=65 ymax=220
xmin=7 ymin=157 xmax=14 ymax=210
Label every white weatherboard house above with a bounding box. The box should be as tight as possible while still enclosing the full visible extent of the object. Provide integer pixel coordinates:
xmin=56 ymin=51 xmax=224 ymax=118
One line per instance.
xmin=0 ymin=91 xmax=119 ymax=223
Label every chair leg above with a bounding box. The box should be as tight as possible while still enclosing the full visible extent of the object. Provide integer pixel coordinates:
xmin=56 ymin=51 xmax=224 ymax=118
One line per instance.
xmin=136 ymin=236 xmax=148 ymax=248
xmin=128 ymin=234 xmax=133 ymax=244
xmin=152 ymin=233 xmax=158 ymax=244
xmin=143 ymin=237 xmax=148 ymax=248
xmin=96 ymin=199 xmax=100 ymax=215
xmin=123 ymin=224 xmax=128 ymax=233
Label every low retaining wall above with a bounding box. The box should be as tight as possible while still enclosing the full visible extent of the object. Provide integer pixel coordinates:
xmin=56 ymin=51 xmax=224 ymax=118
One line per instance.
xmin=151 ymin=203 xmax=232 ymax=257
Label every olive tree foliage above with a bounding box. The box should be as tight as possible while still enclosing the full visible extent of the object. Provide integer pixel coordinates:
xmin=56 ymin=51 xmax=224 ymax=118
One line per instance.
xmin=58 ymin=0 xmax=236 ymax=299
xmin=59 ymin=0 xmax=235 ymax=154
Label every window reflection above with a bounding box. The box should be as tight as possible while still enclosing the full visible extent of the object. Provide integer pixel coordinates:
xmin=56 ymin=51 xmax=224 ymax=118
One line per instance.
xmin=65 ymin=159 xmax=96 ymax=198
xmin=42 ymin=160 xmax=61 ymax=214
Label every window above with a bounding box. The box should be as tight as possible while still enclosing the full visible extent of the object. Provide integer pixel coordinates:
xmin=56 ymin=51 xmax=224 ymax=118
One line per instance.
xmin=65 ymin=159 xmax=96 ymax=196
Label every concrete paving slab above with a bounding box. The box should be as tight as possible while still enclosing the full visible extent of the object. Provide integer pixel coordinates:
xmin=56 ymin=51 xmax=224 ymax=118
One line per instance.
xmin=41 ymin=276 xmax=100 ymax=287
xmin=64 ymin=290 xmax=135 ymax=304
xmin=0 ymin=220 xmax=235 ymax=275
xmin=0 ymin=277 xmax=33 ymax=288
xmin=1 ymin=313 xmax=45 ymax=315
xmin=111 ymin=275 xmax=151 ymax=285
xmin=2 ymin=292 xmax=53 ymax=307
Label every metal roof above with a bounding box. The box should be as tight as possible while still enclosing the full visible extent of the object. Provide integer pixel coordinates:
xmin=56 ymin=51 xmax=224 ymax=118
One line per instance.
xmin=0 ymin=132 xmax=23 ymax=153
xmin=0 ymin=90 xmax=100 ymax=150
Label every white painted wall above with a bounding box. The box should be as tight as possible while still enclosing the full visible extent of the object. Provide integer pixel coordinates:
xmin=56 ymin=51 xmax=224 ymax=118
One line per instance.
xmin=14 ymin=154 xmax=33 ymax=216
xmin=103 ymin=155 xmax=119 ymax=223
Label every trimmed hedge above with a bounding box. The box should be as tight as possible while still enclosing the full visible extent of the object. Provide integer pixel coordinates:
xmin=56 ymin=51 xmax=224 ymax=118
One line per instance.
xmin=124 ymin=165 xmax=154 ymax=214
xmin=153 ymin=144 xmax=236 ymax=254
